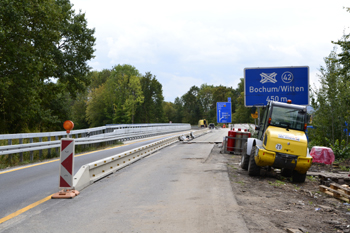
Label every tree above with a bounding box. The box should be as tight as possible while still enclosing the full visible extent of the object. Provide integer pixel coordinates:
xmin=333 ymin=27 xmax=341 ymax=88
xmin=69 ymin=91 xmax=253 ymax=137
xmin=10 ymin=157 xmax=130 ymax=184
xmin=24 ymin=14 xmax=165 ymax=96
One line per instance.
xmin=163 ymin=102 xmax=176 ymax=123
xmin=310 ymin=50 xmax=344 ymax=146
xmin=108 ymin=64 xmax=143 ymax=124
xmin=0 ymin=0 xmax=95 ymax=133
xmin=173 ymin=97 xmax=184 ymax=123
xmin=135 ymin=72 xmax=165 ymax=123
xmin=198 ymin=84 xmax=215 ymax=122
xmin=332 ymin=7 xmax=350 ymax=81
xmin=86 ymin=84 xmax=110 ymax=127
xmin=89 ymin=69 xmax=111 ymax=90
xmin=232 ymin=78 xmax=254 ymax=123
xmin=123 ymin=75 xmax=144 ymax=124
xmin=70 ymin=90 xmax=89 ymax=129
xmin=182 ymin=86 xmax=201 ymax=125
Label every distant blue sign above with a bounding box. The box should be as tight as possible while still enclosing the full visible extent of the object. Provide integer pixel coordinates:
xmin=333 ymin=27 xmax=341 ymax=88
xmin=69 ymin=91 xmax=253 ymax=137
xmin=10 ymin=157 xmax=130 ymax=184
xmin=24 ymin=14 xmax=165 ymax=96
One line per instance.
xmin=228 ymin=97 xmax=231 ymax=102
xmin=244 ymin=66 xmax=309 ymax=107
xmin=217 ymin=102 xmax=232 ymax=123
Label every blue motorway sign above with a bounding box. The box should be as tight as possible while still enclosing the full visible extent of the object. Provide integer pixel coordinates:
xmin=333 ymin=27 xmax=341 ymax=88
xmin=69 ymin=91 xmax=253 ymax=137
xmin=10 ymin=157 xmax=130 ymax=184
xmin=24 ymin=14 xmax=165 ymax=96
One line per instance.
xmin=217 ymin=102 xmax=232 ymax=123
xmin=244 ymin=66 xmax=309 ymax=107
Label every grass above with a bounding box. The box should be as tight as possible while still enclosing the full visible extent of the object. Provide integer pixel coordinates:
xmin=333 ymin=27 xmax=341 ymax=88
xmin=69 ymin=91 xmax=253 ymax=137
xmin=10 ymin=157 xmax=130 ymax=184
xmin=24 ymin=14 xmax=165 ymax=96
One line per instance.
xmin=269 ymin=180 xmax=285 ymax=187
xmin=236 ymin=181 xmax=245 ymax=185
xmin=307 ymin=176 xmax=317 ymax=182
xmin=340 ymin=165 xmax=349 ymax=171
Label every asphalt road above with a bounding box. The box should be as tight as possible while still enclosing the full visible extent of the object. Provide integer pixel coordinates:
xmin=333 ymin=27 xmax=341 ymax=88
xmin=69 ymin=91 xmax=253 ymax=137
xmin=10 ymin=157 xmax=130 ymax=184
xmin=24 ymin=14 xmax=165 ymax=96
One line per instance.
xmin=0 ymin=131 xmax=192 ymax=222
xmin=0 ymin=129 xmax=249 ymax=233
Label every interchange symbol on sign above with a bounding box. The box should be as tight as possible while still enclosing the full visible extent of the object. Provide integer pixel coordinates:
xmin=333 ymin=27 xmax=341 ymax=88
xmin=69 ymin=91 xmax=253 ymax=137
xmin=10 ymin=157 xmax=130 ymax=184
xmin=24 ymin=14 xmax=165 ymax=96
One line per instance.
xmin=260 ymin=72 xmax=277 ymax=84
xmin=219 ymin=110 xmax=225 ymax=120
xmin=219 ymin=110 xmax=230 ymax=121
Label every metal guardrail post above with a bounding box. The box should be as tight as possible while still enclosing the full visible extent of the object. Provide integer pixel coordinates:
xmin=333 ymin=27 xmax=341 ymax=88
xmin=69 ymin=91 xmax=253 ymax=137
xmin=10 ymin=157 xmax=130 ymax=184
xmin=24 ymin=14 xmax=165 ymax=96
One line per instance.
xmin=19 ymin=138 xmax=23 ymax=162
xmin=8 ymin=139 xmax=12 ymax=164
xmin=47 ymin=137 xmax=51 ymax=158
xmin=55 ymin=136 xmax=59 ymax=154
xmin=30 ymin=138 xmax=33 ymax=161
xmin=39 ymin=137 xmax=43 ymax=159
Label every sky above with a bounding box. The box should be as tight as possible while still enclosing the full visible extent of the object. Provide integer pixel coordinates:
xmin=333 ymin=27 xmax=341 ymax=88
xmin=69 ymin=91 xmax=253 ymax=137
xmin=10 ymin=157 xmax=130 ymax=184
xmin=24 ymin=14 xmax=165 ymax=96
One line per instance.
xmin=70 ymin=0 xmax=350 ymax=102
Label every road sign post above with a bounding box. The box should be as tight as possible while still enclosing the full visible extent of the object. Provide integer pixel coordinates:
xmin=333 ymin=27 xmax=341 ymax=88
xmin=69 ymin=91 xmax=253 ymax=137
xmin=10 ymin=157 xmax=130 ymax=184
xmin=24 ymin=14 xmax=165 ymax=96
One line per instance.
xmin=217 ymin=102 xmax=232 ymax=124
xmin=244 ymin=66 xmax=309 ymax=106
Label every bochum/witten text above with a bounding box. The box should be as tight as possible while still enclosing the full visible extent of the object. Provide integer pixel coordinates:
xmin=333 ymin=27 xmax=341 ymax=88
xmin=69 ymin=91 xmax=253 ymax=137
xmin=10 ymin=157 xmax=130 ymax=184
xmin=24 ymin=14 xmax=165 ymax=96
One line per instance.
xmin=249 ymin=86 xmax=305 ymax=93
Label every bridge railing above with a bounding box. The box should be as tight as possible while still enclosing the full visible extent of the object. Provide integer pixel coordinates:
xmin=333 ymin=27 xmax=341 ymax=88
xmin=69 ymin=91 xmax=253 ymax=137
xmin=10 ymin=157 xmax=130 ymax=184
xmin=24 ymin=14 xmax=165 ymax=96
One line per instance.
xmin=0 ymin=123 xmax=191 ymax=160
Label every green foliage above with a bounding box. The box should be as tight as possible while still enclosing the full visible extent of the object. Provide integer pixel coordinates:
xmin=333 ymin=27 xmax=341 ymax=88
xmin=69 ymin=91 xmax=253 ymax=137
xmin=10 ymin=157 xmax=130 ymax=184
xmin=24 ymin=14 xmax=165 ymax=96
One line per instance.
xmin=86 ymin=83 xmax=110 ymax=127
xmin=85 ymin=66 xmax=169 ymax=126
xmin=109 ymin=64 xmax=143 ymax=124
xmin=163 ymin=81 xmax=254 ymax=125
xmin=232 ymin=79 xmax=255 ymax=124
xmin=0 ymin=0 xmax=95 ymax=133
xmin=332 ymin=8 xmax=350 ymax=80
xmin=306 ymin=8 xmax=350 ymax=155
xmin=268 ymin=180 xmax=285 ymax=187
xmin=122 ymin=75 xmax=144 ymax=123
xmin=326 ymin=138 xmax=350 ymax=159
xmin=134 ymin=72 xmax=165 ymax=123
xmin=310 ymin=50 xmax=344 ymax=147
xmin=70 ymin=91 xmax=89 ymax=129
xmin=89 ymin=69 xmax=111 ymax=90
xmin=163 ymin=102 xmax=177 ymax=123
xmin=173 ymin=97 xmax=184 ymax=123
xmin=181 ymin=86 xmax=202 ymax=124
xmin=306 ymin=176 xmax=317 ymax=182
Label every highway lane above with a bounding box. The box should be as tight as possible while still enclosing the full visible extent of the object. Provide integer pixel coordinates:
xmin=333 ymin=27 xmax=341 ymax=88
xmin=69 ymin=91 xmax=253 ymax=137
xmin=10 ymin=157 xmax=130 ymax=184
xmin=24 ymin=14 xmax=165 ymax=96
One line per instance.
xmin=0 ymin=130 xmax=192 ymax=221
xmin=0 ymin=129 xmax=249 ymax=233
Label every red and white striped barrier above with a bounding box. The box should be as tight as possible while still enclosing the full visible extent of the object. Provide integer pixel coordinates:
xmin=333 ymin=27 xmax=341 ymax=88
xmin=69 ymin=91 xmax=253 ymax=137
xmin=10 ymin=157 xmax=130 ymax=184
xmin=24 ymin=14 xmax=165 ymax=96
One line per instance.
xmin=52 ymin=138 xmax=79 ymax=199
xmin=59 ymin=138 xmax=75 ymax=189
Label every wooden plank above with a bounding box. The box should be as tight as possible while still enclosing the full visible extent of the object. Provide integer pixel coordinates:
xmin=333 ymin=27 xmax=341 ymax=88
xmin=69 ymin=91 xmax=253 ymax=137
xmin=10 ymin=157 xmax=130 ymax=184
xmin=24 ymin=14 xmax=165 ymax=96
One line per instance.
xmin=319 ymin=185 xmax=350 ymax=202
xmin=286 ymin=229 xmax=303 ymax=233
xmin=318 ymin=173 xmax=350 ymax=179
xmin=330 ymin=183 xmax=350 ymax=195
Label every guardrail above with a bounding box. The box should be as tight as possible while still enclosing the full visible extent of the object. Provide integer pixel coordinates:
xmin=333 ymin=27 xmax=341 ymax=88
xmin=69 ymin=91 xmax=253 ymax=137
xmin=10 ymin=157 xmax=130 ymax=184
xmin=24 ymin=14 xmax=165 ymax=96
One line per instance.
xmin=73 ymin=129 xmax=209 ymax=191
xmin=0 ymin=124 xmax=191 ymax=159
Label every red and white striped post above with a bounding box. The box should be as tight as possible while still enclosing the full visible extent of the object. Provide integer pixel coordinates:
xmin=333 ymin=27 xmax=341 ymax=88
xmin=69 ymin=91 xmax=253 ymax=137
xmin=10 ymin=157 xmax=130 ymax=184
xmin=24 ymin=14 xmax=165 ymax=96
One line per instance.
xmin=52 ymin=120 xmax=79 ymax=199
xmin=59 ymin=138 xmax=75 ymax=189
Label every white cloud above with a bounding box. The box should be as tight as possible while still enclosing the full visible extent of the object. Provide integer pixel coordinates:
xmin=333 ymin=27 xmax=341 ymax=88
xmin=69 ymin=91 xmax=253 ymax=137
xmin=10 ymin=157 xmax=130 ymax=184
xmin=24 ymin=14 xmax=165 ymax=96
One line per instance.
xmin=71 ymin=0 xmax=350 ymax=102
xmin=160 ymin=72 xmax=205 ymax=101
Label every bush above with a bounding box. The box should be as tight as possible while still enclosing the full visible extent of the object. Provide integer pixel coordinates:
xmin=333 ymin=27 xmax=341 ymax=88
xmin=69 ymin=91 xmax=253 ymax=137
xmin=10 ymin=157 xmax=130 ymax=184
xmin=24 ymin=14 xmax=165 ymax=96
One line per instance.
xmin=326 ymin=138 xmax=350 ymax=160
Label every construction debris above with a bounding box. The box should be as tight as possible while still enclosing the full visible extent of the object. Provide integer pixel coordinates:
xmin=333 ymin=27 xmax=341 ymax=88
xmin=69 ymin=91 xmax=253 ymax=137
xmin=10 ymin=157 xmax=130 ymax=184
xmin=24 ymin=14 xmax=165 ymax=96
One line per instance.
xmin=319 ymin=183 xmax=350 ymax=202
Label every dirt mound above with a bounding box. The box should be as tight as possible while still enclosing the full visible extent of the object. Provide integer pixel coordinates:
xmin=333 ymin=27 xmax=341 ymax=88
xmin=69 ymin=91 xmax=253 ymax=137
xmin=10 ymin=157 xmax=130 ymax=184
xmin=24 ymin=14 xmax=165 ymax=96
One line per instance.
xmin=223 ymin=148 xmax=350 ymax=233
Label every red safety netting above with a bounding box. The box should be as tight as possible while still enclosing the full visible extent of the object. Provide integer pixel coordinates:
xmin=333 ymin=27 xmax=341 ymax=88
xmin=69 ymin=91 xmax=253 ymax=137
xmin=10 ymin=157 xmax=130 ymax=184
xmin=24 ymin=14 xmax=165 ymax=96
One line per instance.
xmin=310 ymin=146 xmax=335 ymax=165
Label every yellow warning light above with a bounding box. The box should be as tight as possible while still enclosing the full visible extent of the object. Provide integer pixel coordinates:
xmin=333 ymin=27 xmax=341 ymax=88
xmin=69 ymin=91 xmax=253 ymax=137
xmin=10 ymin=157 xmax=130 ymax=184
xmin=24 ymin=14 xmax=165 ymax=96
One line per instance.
xmin=251 ymin=112 xmax=258 ymax=119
